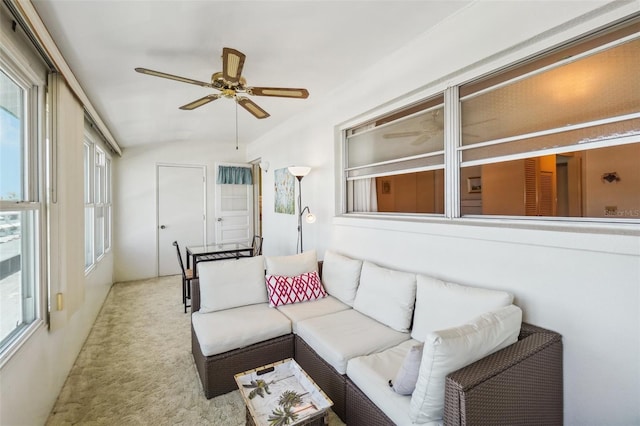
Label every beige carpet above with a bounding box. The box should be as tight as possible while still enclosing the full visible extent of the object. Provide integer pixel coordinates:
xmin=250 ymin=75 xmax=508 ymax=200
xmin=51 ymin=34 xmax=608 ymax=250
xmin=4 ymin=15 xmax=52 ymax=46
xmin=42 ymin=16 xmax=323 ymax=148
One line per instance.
xmin=46 ymin=275 xmax=344 ymax=425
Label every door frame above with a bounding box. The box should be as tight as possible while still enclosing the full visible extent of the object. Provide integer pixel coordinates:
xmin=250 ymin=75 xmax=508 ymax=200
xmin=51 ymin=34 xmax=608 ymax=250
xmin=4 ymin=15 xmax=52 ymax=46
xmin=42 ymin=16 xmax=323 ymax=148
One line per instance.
xmin=214 ymin=161 xmax=254 ymax=244
xmin=155 ymin=162 xmax=207 ymax=276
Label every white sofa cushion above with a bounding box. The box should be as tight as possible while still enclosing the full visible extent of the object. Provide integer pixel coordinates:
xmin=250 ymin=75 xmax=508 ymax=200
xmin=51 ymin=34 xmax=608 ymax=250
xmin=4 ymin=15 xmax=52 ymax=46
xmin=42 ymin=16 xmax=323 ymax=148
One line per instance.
xmin=409 ymin=304 xmax=522 ymax=423
xmin=347 ymin=339 xmax=430 ymax=426
xmin=296 ymin=309 xmax=410 ymax=374
xmin=276 ymin=295 xmax=350 ymax=333
xmin=321 ymin=250 xmax=363 ymax=306
xmin=411 ymin=274 xmax=513 ymax=341
xmin=198 ymin=256 xmax=268 ymax=313
xmin=265 ymin=250 xmax=318 ymax=276
xmin=353 ymin=261 xmax=416 ymax=332
xmin=191 ymin=303 xmax=291 ymax=357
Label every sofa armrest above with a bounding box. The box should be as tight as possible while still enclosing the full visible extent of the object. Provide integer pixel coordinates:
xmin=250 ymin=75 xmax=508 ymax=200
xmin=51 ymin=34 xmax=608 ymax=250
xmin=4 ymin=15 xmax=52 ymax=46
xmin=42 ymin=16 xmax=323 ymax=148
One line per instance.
xmin=443 ymin=322 xmax=563 ymax=426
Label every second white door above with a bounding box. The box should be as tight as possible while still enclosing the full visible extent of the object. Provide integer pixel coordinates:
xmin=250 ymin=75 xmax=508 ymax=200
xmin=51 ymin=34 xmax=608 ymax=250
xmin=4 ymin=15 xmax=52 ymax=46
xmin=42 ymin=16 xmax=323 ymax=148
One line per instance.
xmin=215 ymin=163 xmax=253 ymax=244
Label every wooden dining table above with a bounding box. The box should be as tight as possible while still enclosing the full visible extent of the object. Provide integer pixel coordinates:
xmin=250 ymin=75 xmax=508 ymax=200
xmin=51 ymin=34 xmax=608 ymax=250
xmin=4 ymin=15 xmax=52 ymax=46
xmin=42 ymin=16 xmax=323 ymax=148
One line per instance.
xmin=186 ymin=241 xmax=254 ymax=277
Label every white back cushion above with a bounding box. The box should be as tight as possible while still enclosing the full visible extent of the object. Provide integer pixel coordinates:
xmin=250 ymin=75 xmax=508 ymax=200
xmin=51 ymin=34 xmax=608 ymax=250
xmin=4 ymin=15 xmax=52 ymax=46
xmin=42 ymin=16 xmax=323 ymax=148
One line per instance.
xmin=353 ymin=261 xmax=416 ymax=332
xmin=321 ymin=250 xmax=363 ymax=306
xmin=411 ymin=274 xmax=513 ymax=341
xmin=265 ymin=250 xmax=318 ymax=276
xmin=198 ymin=256 xmax=267 ymax=313
xmin=409 ymin=304 xmax=522 ymax=423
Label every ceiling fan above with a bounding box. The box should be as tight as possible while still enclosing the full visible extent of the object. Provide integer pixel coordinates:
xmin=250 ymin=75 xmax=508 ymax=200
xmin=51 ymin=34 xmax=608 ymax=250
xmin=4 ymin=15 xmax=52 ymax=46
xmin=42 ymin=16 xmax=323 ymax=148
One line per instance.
xmin=135 ymin=47 xmax=309 ymax=119
xmin=383 ymin=110 xmax=444 ymax=146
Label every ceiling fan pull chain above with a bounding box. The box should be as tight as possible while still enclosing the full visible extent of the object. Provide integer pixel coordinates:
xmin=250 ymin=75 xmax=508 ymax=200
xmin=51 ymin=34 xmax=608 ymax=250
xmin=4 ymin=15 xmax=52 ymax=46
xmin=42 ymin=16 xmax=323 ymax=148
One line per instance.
xmin=235 ymin=99 xmax=239 ymax=150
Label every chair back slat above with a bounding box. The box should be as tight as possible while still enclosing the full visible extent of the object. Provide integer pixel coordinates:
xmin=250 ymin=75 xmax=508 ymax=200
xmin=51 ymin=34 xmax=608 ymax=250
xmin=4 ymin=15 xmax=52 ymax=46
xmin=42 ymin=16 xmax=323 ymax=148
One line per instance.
xmin=172 ymin=241 xmax=188 ymax=278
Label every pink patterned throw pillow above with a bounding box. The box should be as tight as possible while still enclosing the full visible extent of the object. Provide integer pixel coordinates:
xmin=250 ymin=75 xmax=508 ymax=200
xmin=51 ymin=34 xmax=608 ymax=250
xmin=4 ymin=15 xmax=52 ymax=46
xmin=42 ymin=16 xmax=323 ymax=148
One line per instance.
xmin=266 ymin=271 xmax=327 ymax=307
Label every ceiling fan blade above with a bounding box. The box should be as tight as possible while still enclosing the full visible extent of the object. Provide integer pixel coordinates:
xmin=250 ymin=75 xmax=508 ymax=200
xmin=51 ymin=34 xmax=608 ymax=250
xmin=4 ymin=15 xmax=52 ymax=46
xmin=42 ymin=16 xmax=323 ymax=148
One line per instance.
xmin=222 ymin=47 xmax=246 ymax=84
xmin=463 ymin=117 xmax=497 ymax=127
xmin=248 ymin=87 xmax=309 ymax=99
xmin=135 ymin=67 xmax=213 ymax=88
xmin=237 ymin=97 xmax=270 ymax=119
xmin=411 ymin=133 xmax=433 ymax=146
xmin=179 ymin=94 xmax=221 ymax=110
xmin=383 ymin=131 xmax=422 ymax=139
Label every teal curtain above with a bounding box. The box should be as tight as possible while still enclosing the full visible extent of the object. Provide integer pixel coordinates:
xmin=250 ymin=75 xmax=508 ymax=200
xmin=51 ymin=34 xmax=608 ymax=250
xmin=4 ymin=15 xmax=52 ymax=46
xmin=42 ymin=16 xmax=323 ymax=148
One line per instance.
xmin=217 ymin=166 xmax=253 ymax=185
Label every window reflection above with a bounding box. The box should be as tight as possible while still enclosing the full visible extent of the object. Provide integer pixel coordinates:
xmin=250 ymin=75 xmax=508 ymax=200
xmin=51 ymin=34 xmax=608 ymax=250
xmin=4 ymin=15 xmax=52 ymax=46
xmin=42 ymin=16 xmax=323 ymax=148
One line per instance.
xmin=461 ymin=144 xmax=640 ymax=218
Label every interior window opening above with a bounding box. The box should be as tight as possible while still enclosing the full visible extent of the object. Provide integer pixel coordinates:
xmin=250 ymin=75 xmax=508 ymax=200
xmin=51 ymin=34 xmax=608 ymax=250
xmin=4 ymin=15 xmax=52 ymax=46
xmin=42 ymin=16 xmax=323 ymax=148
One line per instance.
xmin=460 ymin=144 xmax=640 ymax=219
xmin=348 ymin=169 xmax=445 ymax=215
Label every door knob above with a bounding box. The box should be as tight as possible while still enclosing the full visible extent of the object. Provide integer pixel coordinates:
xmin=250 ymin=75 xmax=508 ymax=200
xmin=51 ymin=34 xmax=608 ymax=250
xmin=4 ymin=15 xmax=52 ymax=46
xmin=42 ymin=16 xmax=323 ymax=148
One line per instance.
xmin=160 ymin=225 xmax=166 ymax=229
xmin=217 ymin=218 xmax=223 ymax=222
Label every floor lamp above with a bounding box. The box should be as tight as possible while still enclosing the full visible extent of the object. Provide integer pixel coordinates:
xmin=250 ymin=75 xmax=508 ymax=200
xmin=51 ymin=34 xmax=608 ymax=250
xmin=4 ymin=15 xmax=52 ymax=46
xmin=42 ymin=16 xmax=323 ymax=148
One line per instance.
xmin=288 ymin=166 xmax=316 ymax=253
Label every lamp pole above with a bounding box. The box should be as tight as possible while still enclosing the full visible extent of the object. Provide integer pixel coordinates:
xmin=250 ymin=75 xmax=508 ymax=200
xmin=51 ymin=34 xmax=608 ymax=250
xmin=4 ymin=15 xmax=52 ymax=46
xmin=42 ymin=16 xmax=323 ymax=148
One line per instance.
xmin=296 ymin=175 xmax=304 ymax=253
xmin=288 ymin=166 xmax=311 ymax=254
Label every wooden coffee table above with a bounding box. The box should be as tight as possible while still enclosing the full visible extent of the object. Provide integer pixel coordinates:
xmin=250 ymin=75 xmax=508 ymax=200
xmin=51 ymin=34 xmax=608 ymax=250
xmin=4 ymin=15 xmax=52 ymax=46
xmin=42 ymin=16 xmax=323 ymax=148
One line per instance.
xmin=235 ymin=358 xmax=333 ymax=426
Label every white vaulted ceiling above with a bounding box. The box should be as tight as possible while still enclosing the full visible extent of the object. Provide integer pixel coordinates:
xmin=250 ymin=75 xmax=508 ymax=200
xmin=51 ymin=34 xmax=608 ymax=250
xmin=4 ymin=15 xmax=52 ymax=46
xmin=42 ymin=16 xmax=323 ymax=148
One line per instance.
xmin=30 ymin=1 xmax=472 ymax=150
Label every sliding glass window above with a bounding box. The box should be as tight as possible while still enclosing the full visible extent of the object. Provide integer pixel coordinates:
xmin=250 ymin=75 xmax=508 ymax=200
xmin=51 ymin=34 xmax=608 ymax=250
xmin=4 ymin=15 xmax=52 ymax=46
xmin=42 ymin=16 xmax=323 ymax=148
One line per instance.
xmin=458 ymin=27 xmax=640 ymax=220
xmin=345 ymin=96 xmax=445 ymax=215
xmin=342 ymin=18 xmax=640 ymax=224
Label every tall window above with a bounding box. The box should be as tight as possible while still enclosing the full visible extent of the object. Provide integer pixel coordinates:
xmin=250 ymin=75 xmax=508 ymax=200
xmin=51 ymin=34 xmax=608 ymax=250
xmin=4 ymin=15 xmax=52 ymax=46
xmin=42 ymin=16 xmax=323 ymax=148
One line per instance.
xmin=84 ymin=136 xmax=111 ymax=271
xmin=0 ymin=66 xmax=42 ymax=354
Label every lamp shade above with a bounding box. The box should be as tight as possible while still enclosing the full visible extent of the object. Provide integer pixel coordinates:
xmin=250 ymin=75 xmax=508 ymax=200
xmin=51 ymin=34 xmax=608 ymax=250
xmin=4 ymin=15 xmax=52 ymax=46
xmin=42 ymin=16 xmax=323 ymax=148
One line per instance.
xmin=288 ymin=166 xmax=311 ymax=177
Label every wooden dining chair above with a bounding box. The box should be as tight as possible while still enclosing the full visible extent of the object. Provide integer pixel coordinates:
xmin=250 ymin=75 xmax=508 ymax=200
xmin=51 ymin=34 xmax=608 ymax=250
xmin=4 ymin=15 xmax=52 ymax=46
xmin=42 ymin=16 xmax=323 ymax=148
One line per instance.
xmin=173 ymin=241 xmax=194 ymax=313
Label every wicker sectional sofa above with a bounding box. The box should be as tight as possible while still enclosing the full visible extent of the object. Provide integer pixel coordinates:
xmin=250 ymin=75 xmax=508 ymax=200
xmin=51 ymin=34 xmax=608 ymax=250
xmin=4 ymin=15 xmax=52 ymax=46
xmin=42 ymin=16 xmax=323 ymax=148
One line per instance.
xmin=190 ymin=250 xmax=563 ymax=425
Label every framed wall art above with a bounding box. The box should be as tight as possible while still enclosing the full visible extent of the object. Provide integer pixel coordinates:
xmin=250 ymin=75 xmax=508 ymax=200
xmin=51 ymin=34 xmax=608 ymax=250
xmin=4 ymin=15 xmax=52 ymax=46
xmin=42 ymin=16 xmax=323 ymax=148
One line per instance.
xmin=274 ymin=167 xmax=295 ymax=214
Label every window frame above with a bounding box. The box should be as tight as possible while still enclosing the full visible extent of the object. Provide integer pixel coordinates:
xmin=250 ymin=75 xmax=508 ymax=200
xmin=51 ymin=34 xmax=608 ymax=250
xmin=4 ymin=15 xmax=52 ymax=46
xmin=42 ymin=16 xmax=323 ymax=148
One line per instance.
xmin=0 ymin=46 xmax=47 ymax=365
xmin=83 ymin=132 xmax=112 ymax=273
xmin=339 ymin=18 xmax=640 ymax=228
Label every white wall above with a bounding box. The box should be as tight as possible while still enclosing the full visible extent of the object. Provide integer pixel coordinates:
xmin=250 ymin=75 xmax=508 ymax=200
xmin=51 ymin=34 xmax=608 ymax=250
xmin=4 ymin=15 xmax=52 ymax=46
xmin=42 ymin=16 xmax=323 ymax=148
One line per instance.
xmin=0 ymin=254 xmax=113 ymax=425
xmin=114 ymin=139 xmax=247 ymax=281
xmin=246 ymin=2 xmax=640 ymax=425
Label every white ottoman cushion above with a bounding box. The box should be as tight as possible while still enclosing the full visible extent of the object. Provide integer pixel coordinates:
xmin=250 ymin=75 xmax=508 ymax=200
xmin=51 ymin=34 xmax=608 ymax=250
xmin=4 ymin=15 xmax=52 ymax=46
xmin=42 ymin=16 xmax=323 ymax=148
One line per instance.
xmin=191 ymin=303 xmax=291 ymax=357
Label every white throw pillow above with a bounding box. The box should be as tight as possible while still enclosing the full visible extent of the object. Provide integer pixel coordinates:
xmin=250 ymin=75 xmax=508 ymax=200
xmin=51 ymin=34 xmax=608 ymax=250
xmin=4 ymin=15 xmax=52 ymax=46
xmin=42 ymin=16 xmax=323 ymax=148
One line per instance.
xmin=198 ymin=256 xmax=268 ymax=313
xmin=353 ymin=261 xmax=416 ymax=332
xmin=409 ymin=304 xmax=522 ymax=423
xmin=265 ymin=250 xmax=318 ymax=276
xmin=411 ymin=274 xmax=514 ymax=342
xmin=390 ymin=343 xmax=424 ymax=395
xmin=321 ymin=250 xmax=363 ymax=306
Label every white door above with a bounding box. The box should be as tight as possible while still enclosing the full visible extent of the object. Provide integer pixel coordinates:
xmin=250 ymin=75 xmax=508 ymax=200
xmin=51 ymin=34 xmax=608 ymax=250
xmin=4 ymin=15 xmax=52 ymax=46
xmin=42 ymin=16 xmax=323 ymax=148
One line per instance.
xmin=157 ymin=164 xmax=206 ymax=276
xmin=215 ymin=163 xmax=253 ymax=244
